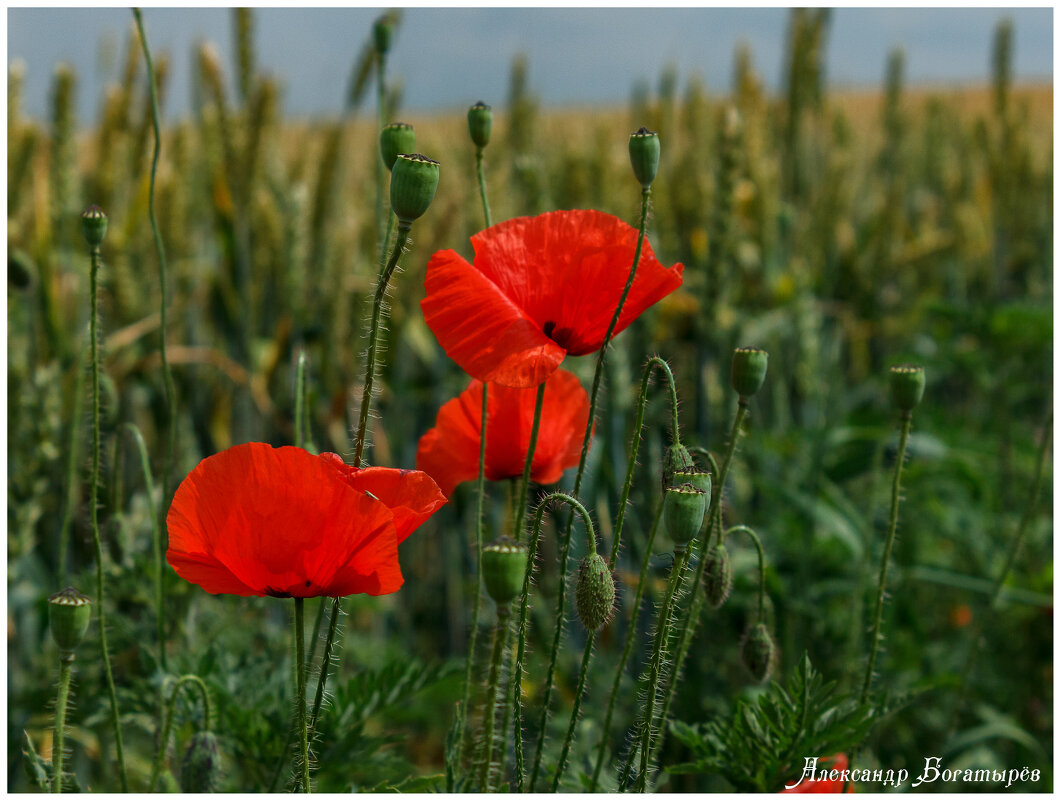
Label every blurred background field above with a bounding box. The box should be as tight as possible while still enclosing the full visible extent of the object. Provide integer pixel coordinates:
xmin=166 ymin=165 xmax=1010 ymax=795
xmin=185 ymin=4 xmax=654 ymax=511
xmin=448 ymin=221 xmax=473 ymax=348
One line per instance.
xmin=7 ymin=8 xmax=1053 ymax=792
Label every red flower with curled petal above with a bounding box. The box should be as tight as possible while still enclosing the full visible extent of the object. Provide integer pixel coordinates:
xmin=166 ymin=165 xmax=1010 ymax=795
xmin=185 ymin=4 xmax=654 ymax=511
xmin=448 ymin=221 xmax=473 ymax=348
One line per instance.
xmin=167 ymin=443 xmax=446 ymax=598
xmin=421 ymin=209 xmax=684 ymax=388
xmin=781 ymin=754 xmax=856 ymax=793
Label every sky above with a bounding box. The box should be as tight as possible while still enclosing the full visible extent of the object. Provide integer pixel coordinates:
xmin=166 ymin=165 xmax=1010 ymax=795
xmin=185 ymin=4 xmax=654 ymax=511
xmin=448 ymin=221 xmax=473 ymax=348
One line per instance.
xmin=7 ymin=7 xmax=1054 ymax=123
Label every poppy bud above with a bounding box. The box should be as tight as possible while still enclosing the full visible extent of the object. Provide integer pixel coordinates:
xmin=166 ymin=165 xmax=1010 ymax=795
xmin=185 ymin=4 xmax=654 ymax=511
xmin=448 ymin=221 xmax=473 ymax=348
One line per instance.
xmin=180 ymin=731 xmax=221 ymax=793
xmin=575 ymin=552 xmax=615 ymax=631
xmin=672 ymin=470 xmax=712 ymax=498
xmin=373 ymin=15 xmax=393 ymax=56
xmin=467 ymin=101 xmax=493 ymax=149
xmin=629 ymin=126 xmax=660 ymax=188
xmin=81 ymin=205 xmax=108 ymax=248
xmin=390 ymin=153 xmax=439 ymax=225
xmin=379 ymin=122 xmax=416 ymax=172
xmin=741 ymin=622 xmax=775 ymax=683
xmin=889 ymin=365 xmax=925 ymax=413
xmin=731 ymin=346 xmax=768 ymax=398
xmin=702 ymin=545 xmax=733 ymax=608
xmin=48 ymin=587 xmax=91 ymax=654
xmin=663 ymin=485 xmax=706 ymax=547
xmin=661 ymin=442 xmax=695 ymax=491
xmin=482 ymin=537 xmax=528 ymax=605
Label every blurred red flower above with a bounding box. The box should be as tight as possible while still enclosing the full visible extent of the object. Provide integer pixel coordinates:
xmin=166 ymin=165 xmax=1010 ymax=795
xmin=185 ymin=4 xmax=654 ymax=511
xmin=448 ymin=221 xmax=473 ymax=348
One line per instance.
xmin=167 ymin=443 xmax=445 ymax=598
xmin=781 ymin=754 xmax=855 ymax=793
xmin=416 ymin=368 xmax=590 ymax=496
xmin=421 ymin=209 xmax=684 ymax=388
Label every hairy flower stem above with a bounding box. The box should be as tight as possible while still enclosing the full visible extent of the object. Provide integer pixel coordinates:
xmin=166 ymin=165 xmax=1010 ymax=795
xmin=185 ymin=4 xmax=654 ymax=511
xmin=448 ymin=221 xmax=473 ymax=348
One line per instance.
xmin=294 ymin=598 xmax=311 ymax=792
xmin=57 ymin=341 xmax=86 ymax=580
xmin=476 ymin=148 xmax=493 ymax=228
xmin=478 ymin=605 xmax=510 ymax=791
xmin=513 ymin=383 xmax=547 ymax=537
xmin=513 ymin=493 xmax=595 ymax=792
xmin=531 ymin=186 xmax=651 ymax=790
xmin=88 ymin=242 xmax=128 ymax=792
xmin=149 ymin=674 xmax=211 ymax=790
xmin=52 ymin=654 xmax=74 ymax=793
xmin=860 ymin=412 xmax=913 ymax=705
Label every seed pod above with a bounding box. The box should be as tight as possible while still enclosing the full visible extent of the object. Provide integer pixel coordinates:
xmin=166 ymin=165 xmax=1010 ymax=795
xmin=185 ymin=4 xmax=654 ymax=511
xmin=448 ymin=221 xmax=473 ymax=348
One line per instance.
xmin=482 ymin=537 xmax=528 ymax=605
xmin=180 ymin=730 xmax=221 ymax=793
xmin=661 ymin=442 xmax=695 ymax=491
xmin=575 ymin=552 xmax=615 ymax=631
xmin=48 ymin=587 xmax=92 ymax=654
xmin=889 ymin=365 xmax=925 ymax=413
xmin=629 ymin=126 xmax=660 ymax=188
xmin=702 ymin=545 xmax=733 ymax=608
xmin=467 ymin=101 xmax=493 ymax=149
xmin=741 ymin=622 xmax=775 ymax=683
xmin=379 ymin=122 xmax=416 ymax=172
xmin=663 ymin=485 xmax=706 ymax=547
xmin=731 ymin=347 xmax=768 ymax=398
xmin=80 ymin=205 xmax=108 ymax=248
xmin=672 ymin=470 xmax=711 ymax=498
xmin=389 ymin=153 xmax=439 ymax=224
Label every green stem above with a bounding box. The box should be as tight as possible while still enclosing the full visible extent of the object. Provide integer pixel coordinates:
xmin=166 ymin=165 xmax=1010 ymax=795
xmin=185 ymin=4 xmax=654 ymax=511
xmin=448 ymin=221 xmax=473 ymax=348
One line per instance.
xmin=553 ymin=631 xmax=596 ymax=792
xmin=294 ymin=598 xmax=310 ymax=792
xmin=513 ymin=382 xmax=547 ymax=538
xmin=294 ymin=349 xmax=307 ymax=449
xmin=353 ymin=224 xmax=410 ymax=466
xmin=476 ymin=147 xmax=493 ymax=228
xmin=52 ymin=655 xmax=74 ymax=793
xmin=57 ymin=340 xmax=86 ymax=580
xmin=375 ymin=53 xmax=387 ymax=264
xmin=478 ymin=605 xmax=510 ymax=791
xmin=88 ymin=243 xmax=128 ymax=792
xmin=860 ymin=413 xmax=912 ymax=704
xmin=727 ymin=525 xmax=767 ymax=623
xmin=308 ymin=598 xmax=341 ymax=735
xmin=532 ymin=186 xmax=652 ymax=790
xmin=149 ymin=674 xmax=212 ymax=791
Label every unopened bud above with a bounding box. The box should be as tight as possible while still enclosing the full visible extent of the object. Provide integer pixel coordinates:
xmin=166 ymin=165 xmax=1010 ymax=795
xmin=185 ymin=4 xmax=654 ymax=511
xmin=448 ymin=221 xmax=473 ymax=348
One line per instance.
xmin=482 ymin=537 xmax=528 ymax=605
xmin=663 ymin=485 xmax=706 ymax=547
xmin=48 ymin=587 xmax=91 ymax=654
xmin=741 ymin=622 xmax=775 ymax=683
xmin=390 ymin=153 xmax=439 ymax=224
xmin=467 ymin=101 xmax=493 ymax=149
xmin=731 ymin=347 xmax=768 ymax=398
xmin=702 ymin=545 xmax=733 ymax=608
xmin=575 ymin=553 xmax=615 ymax=631
xmin=379 ymin=122 xmax=416 ymax=172
xmin=889 ymin=365 xmax=925 ymax=413
xmin=180 ymin=731 xmax=221 ymax=793
xmin=81 ymin=205 xmax=108 ymax=248
xmin=629 ymin=126 xmax=660 ymax=188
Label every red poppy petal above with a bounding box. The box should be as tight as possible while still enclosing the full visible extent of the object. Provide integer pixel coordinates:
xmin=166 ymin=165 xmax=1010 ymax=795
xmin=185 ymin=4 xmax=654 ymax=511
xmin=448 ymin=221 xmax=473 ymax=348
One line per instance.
xmin=527 ymin=369 xmax=590 ymax=484
xmin=471 ymin=210 xmax=684 ymax=355
xmin=421 ymin=249 xmax=567 ymax=387
xmin=322 ymin=517 xmax=404 ymax=596
xmin=416 ymin=383 xmax=485 ymax=496
xmin=167 ymin=443 xmax=402 ymax=597
xmin=319 ymin=456 xmax=447 ymax=544
xmin=166 ymin=550 xmax=259 ymax=596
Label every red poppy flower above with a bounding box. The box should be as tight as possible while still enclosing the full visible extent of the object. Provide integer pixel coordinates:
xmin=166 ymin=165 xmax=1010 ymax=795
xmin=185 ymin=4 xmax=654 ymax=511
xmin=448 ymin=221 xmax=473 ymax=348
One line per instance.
xmin=421 ymin=209 xmax=684 ymax=388
xmin=167 ymin=443 xmax=445 ymax=598
xmin=416 ymin=368 xmax=590 ymax=497
xmin=781 ymin=755 xmax=855 ymax=793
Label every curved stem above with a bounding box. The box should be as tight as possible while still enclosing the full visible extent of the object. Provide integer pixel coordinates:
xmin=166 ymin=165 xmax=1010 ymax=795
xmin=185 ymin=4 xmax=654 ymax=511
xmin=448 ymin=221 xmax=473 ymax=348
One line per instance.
xmin=52 ymin=655 xmax=74 ymax=793
xmin=475 ymin=148 xmax=493 ymax=228
xmin=727 ymin=525 xmax=767 ymax=622
xmin=477 ymin=605 xmax=510 ymax=791
xmin=149 ymin=674 xmax=212 ymax=791
xmin=294 ymin=598 xmax=310 ymax=792
xmin=513 ymin=382 xmax=547 ymax=538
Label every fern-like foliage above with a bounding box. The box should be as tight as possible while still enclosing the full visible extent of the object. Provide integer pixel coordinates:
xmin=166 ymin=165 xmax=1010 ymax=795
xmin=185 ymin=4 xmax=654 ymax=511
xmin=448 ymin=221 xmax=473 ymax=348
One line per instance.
xmin=666 ymin=653 xmax=875 ymax=792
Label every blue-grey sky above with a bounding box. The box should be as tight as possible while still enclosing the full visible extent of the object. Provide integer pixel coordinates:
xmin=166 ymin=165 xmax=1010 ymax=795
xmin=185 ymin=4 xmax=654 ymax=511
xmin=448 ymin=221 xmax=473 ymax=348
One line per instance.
xmin=8 ymin=7 xmax=1054 ymax=122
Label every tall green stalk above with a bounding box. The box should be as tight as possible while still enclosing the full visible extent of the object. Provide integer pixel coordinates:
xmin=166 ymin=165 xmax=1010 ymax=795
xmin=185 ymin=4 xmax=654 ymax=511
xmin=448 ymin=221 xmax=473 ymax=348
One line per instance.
xmin=477 ymin=604 xmax=511 ymax=791
xmin=149 ymin=674 xmax=211 ymax=791
xmin=52 ymin=656 xmax=73 ymax=793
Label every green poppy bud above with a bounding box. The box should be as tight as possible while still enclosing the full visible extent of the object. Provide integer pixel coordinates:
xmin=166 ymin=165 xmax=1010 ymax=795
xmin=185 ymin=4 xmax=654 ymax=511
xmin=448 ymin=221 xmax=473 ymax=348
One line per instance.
xmin=80 ymin=205 xmax=108 ymax=248
xmin=741 ymin=622 xmax=775 ymax=683
xmin=663 ymin=484 xmax=706 ymax=547
xmin=889 ymin=365 xmax=925 ymax=414
xmin=48 ymin=587 xmax=91 ymax=654
xmin=180 ymin=731 xmax=221 ymax=793
xmin=731 ymin=346 xmax=768 ymax=398
xmin=661 ymin=442 xmax=695 ymax=492
xmin=467 ymin=101 xmax=493 ymax=149
xmin=672 ymin=470 xmax=712 ymax=498
xmin=379 ymin=122 xmax=416 ymax=172
xmin=373 ymin=15 xmax=393 ymax=56
xmin=482 ymin=537 xmax=528 ymax=605
xmin=389 ymin=153 xmax=439 ymax=225
xmin=702 ymin=545 xmax=733 ymax=608
xmin=629 ymin=126 xmax=660 ymax=188
xmin=575 ymin=552 xmax=615 ymax=631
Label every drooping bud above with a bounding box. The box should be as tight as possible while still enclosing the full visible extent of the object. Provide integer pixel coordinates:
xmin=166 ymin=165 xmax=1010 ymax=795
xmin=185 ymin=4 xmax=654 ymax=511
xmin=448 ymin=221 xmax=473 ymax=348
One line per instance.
xmin=731 ymin=347 xmax=768 ymax=398
xmin=575 ymin=552 xmax=615 ymax=631
xmin=48 ymin=587 xmax=92 ymax=654
xmin=80 ymin=205 xmax=108 ymax=248
xmin=663 ymin=485 xmax=706 ymax=547
xmin=389 ymin=153 xmax=439 ymax=225
xmin=629 ymin=126 xmax=660 ymax=188
xmin=661 ymin=442 xmax=695 ymax=492
xmin=482 ymin=537 xmax=528 ymax=605
xmin=379 ymin=122 xmax=416 ymax=172
xmin=741 ymin=622 xmax=775 ymax=683
xmin=889 ymin=365 xmax=925 ymax=414
xmin=467 ymin=101 xmax=493 ymax=149
xmin=672 ymin=470 xmax=711 ymax=498
xmin=373 ymin=15 xmax=393 ymax=56
xmin=702 ymin=545 xmax=733 ymax=608
xmin=180 ymin=731 xmax=221 ymax=793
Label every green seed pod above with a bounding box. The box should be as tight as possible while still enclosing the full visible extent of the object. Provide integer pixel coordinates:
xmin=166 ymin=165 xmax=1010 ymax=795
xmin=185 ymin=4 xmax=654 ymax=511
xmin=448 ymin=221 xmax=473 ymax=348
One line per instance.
xmin=180 ymin=731 xmax=221 ymax=793
xmin=702 ymin=545 xmax=733 ymax=608
xmin=575 ymin=552 xmax=615 ymax=631
xmin=48 ymin=587 xmax=92 ymax=654
xmin=482 ymin=537 xmax=528 ymax=605
xmin=672 ymin=470 xmax=711 ymax=498
xmin=889 ymin=365 xmax=925 ymax=413
xmin=661 ymin=442 xmax=695 ymax=492
xmin=663 ymin=485 xmax=706 ymax=547
xmin=629 ymin=126 xmax=660 ymax=188
xmin=373 ymin=15 xmax=393 ymax=56
xmin=80 ymin=204 xmax=108 ymax=248
xmin=389 ymin=153 xmax=439 ymax=224
xmin=731 ymin=346 xmax=768 ymax=398
xmin=467 ymin=101 xmax=493 ymax=149
xmin=741 ymin=622 xmax=775 ymax=683
xmin=379 ymin=122 xmax=416 ymax=172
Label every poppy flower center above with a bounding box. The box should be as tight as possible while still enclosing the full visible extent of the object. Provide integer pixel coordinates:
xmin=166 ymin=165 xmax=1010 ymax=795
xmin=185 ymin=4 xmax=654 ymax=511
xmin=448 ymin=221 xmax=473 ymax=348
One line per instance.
xmin=542 ymin=320 xmax=575 ymax=347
